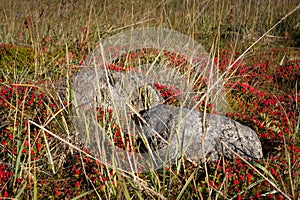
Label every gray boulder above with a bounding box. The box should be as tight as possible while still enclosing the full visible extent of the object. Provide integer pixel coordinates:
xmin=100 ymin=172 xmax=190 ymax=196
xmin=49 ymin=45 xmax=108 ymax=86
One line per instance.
xmin=134 ymin=104 xmax=263 ymax=164
xmin=73 ymin=67 xmax=262 ymax=171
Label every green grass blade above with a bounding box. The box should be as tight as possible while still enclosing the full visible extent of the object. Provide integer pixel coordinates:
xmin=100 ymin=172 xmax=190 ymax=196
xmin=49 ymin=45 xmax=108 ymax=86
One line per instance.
xmin=176 ymin=170 xmax=196 ymax=200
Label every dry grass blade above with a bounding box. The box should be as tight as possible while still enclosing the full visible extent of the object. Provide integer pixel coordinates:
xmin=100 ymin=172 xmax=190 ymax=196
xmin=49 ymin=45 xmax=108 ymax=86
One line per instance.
xmin=1 ymin=0 xmax=300 ymax=198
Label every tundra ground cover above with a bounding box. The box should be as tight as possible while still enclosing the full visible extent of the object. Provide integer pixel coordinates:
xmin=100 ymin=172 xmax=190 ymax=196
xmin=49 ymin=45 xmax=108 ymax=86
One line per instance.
xmin=0 ymin=0 xmax=300 ymax=199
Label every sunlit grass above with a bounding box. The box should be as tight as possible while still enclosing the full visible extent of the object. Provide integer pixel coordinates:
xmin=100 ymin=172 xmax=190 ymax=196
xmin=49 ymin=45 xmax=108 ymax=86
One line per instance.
xmin=0 ymin=0 xmax=300 ymax=199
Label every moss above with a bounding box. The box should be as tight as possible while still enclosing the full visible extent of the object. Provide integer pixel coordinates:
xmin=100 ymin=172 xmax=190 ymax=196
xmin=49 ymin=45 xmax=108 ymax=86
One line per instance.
xmin=0 ymin=44 xmax=35 ymax=81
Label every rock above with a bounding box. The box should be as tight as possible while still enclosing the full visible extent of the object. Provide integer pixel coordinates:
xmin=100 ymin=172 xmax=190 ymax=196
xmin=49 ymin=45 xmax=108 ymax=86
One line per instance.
xmin=74 ymin=68 xmax=164 ymax=121
xmin=73 ymin=67 xmax=262 ymax=171
xmin=134 ymin=104 xmax=263 ymax=164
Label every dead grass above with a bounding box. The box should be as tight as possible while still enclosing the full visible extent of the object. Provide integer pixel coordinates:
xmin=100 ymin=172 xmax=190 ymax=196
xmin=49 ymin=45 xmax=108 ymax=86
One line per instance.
xmin=0 ymin=0 xmax=300 ymax=199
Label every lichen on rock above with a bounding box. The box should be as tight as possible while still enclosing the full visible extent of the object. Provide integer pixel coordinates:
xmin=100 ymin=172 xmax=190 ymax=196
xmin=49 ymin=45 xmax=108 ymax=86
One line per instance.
xmin=134 ymin=104 xmax=263 ymax=165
